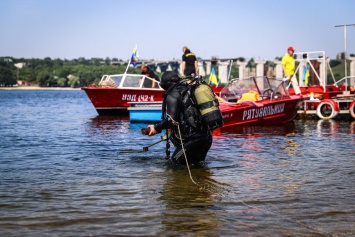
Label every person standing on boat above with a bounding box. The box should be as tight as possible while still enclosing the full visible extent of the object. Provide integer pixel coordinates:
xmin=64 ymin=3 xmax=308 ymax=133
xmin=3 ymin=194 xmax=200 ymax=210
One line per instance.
xmin=140 ymin=64 xmax=160 ymax=88
xmin=282 ymin=46 xmax=301 ymax=94
xmin=145 ymin=71 xmax=212 ymax=165
xmin=181 ymin=46 xmax=198 ymax=78
xmin=282 ymin=46 xmax=295 ymax=79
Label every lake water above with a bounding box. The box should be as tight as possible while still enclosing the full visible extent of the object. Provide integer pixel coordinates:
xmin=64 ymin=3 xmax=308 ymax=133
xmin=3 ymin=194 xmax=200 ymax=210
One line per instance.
xmin=0 ymin=90 xmax=354 ymax=237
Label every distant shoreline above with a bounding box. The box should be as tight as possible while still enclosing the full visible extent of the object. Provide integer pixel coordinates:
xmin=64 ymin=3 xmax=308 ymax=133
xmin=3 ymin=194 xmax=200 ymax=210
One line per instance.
xmin=0 ymin=86 xmax=81 ymax=91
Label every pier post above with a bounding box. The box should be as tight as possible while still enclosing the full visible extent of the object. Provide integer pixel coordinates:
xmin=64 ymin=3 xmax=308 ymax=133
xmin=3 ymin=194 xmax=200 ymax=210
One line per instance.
xmin=218 ymin=61 xmax=230 ymax=84
xmin=318 ymin=58 xmax=327 ymax=86
xmin=255 ymin=60 xmax=266 ymax=77
xmin=274 ymin=60 xmax=283 ymax=79
xmin=205 ymin=61 xmax=211 ymax=76
xmin=179 ymin=61 xmax=183 ymax=76
xmin=198 ymin=61 xmax=206 ymax=77
xmin=237 ymin=61 xmax=247 ymax=79
xmin=255 ymin=60 xmax=266 ymax=89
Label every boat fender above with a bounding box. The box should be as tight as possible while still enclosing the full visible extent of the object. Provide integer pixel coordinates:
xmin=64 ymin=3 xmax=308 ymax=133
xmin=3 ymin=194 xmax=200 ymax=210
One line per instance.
xmin=349 ymin=101 xmax=355 ymax=119
xmin=316 ymin=99 xmax=339 ymax=119
xmin=194 ymin=83 xmax=224 ymax=130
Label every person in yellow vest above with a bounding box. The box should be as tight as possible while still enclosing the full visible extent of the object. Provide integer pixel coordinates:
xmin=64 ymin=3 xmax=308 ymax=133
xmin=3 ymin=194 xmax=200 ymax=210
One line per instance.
xmin=282 ymin=46 xmax=301 ymax=94
xmin=282 ymin=46 xmax=295 ymax=78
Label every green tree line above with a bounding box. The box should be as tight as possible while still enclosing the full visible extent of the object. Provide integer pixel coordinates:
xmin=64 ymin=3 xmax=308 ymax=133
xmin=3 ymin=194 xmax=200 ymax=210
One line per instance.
xmin=0 ymin=57 xmax=141 ymax=87
xmin=0 ymin=56 xmax=348 ymax=87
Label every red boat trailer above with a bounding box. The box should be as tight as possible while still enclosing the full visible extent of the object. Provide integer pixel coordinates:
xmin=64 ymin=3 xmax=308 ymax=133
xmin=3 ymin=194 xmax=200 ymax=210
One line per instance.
xmin=287 ymin=51 xmax=355 ymax=119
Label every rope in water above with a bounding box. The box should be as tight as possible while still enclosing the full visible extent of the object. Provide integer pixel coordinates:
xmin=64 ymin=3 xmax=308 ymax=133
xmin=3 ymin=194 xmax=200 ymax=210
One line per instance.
xmin=167 ymin=114 xmax=200 ymax=187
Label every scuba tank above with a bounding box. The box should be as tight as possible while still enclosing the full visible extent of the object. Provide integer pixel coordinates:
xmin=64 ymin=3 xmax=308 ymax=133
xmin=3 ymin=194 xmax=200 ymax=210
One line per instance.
xmin=193 ymin=80 xmax=224 ymax=130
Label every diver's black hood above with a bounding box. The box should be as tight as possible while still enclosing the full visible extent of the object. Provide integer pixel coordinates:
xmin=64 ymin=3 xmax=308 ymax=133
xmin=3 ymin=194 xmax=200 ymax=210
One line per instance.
xmin=160 ymin=71 xmax=180 ymax=90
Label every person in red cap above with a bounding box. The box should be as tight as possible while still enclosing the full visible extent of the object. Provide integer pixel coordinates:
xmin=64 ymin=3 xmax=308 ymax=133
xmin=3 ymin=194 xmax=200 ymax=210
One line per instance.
xmin=282 ymin=46 xmax=301 ymax=94
xmin=282 ymin=46 xmax=295 ymax=78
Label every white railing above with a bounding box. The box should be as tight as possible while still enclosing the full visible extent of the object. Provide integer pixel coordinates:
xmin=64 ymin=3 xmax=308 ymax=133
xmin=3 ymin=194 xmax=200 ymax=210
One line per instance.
xmin=98 ymin=74 xmax=162 ymax=89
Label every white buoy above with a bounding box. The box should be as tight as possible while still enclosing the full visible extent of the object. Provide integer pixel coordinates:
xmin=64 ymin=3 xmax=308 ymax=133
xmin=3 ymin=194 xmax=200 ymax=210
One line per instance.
xmin=310 ymin=92 xmax=315 ymax=100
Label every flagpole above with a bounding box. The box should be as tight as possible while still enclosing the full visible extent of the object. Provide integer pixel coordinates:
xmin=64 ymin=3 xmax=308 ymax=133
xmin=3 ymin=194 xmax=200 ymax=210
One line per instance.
xmin=124 ymin=59 xmax=131 ymax=75
xmin=335 ymin=24 xmax=355 ymax=93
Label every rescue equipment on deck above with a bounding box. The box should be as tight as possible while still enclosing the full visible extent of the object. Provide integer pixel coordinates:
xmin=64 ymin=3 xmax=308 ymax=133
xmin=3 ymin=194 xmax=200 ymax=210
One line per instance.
xmin=316 ymin=99 xmax=339 ymax=119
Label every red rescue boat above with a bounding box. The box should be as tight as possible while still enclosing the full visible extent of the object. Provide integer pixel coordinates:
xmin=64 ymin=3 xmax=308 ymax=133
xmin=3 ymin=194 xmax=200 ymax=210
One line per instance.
xmin=82 ymin=73 xmax=224 ymax=116
xmin=217 ymin=76 xmax=303 ymax=127
xmin=81 ymin=74 xmax=164 ymax=116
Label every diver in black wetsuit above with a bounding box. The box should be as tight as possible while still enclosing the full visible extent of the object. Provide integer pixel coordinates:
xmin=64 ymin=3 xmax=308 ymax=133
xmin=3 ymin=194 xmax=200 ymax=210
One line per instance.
xmin=146 ymin=71 xmax=212 ymax=165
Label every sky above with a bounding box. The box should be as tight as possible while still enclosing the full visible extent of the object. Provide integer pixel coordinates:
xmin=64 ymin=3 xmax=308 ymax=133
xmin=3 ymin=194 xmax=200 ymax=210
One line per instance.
xmin=1 ymin=0 xmax=355 ymax=61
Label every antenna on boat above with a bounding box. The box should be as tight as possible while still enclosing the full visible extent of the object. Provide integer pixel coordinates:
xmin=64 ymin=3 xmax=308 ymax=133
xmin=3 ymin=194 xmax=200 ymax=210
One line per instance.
xmin=227 ymin=60 xmax=232 ymax=84
xmin=335 ymin=24 xmax=355 ymax=94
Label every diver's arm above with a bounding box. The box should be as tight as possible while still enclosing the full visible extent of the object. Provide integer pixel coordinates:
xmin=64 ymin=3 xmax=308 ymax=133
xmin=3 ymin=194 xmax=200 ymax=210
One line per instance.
xmin=151 ymin=91 xmax=180 ymax=134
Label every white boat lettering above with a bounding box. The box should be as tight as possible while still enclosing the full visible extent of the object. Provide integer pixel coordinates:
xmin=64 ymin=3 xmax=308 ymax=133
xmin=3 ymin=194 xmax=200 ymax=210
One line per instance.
xmin=138 ymin=95 xmax=150 ymax=101
xmin=242 ymin=103 xmax=285 ymax=120
xmin=122 ymin=94 xmax=137 ymax=101
xmin=222 ymin=113 xmax=233 ymax=118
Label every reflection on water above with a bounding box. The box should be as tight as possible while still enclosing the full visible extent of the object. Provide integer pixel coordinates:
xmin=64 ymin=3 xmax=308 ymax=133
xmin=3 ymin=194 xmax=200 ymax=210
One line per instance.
xmin=86 ymin=116 xmax=130 ymax=135
xmin=1 ymin=90 xmax=355 ymax=236
xmin=351 ymin=121 xmax=355 ymax=134
xmin=316 ymin=119 xmax=341 ymax=138
xmin=214 ymin=121 xmax=297 ymax=137
xmin=159 ymin=166 xmax=223 ymax=235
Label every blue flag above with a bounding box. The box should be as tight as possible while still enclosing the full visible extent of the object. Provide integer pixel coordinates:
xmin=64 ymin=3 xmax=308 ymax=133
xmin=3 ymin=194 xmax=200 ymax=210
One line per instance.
xmin=130 ymin=46 xmax=138 ymax=68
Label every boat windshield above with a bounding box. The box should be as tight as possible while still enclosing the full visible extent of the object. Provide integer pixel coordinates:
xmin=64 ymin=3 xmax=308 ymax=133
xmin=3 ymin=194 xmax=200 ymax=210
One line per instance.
xmin=122 ymin=75 xmax=141 ymax=87
xmin=219 ymin=76 xmax=289 ymax=102
xmin=98 ymin=74 xmax=162 ymax=89
xmin=110 ymin=75 xmax=123 ymax=86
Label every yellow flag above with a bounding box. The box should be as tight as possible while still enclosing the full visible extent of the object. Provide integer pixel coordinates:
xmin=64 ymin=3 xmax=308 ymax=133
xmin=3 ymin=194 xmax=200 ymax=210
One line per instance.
xmin=209 ymin=68 xmax=218 ymax=85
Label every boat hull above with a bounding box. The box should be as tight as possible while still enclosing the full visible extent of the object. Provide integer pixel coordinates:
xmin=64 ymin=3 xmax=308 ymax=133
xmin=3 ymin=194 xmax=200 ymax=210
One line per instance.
xmin=82 ymin=85 xmax=222 ymax=116
xmin=128 ymin=102 xmax=162 ymax=122
xmin=81 ymin=87 xmax=164 ymax=116
xmin=220 ymin=95 xmax=303 ymax=127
